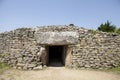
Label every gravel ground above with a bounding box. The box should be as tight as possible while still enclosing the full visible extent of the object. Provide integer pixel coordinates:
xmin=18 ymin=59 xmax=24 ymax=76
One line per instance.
xmin=0 ymin=67 xmax=120 ymax=80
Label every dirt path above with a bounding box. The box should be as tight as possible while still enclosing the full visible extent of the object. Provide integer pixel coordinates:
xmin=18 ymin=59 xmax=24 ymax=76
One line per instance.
xmin=0 ymin=67 xmax=120 ymax=80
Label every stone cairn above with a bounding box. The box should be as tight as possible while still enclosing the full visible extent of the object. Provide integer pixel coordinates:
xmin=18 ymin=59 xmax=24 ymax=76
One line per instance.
xmin=0 ymin=25 xmax=120 ymax=70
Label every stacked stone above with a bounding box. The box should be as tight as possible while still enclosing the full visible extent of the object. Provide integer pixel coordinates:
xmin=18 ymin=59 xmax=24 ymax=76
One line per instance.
xmin=0 ymin=28 xmax=42 ymax=70
xmin=71 ymin=30 xmax=120 ymax=69
xmin=35 ymin=25 xmax=80 ymax=32
xmin=0 ymin=25 xmax=120 ymax=70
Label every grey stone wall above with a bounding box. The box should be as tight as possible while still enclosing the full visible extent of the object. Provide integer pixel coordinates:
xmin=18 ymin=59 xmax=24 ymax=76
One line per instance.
xmin=72 ymin=30 xmax=120 ymax=69
xmin=0 ymin=25 xmax=120 ymax=70
xmin=0 ymin=28 xmax=42 ymax=70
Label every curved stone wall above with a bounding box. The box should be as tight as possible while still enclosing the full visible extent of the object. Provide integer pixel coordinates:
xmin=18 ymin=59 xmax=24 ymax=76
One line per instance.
xmin=0 ymin=25 xmax=120 ymax=70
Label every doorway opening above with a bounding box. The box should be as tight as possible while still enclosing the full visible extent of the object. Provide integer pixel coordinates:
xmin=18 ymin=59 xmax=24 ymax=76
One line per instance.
xmin=48 ymin=46 xmax=65 ymax=66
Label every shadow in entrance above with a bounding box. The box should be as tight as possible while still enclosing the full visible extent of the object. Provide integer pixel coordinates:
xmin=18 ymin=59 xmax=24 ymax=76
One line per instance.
xmin=48 ymin=46 xmax=64 ymax=67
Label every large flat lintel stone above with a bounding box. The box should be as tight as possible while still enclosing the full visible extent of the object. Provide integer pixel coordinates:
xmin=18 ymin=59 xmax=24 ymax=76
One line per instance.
xmin=35 ymin=31 xmax=79 ymax=45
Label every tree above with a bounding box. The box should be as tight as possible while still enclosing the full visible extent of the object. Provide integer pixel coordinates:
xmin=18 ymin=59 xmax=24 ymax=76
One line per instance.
xmin=98 ymin=21 xmax=116 ymax=32
xmin=115 ymin=28 xmax=120 ymax=34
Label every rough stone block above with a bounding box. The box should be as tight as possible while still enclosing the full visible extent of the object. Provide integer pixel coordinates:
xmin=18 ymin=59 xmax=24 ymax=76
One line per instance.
xmin=27 ymin=64 xmax=36 ymax=68
xmin=16 ymin=63 xmax=25 ymax=67
xmin=33 ymin=65 xmax=42 ymax=70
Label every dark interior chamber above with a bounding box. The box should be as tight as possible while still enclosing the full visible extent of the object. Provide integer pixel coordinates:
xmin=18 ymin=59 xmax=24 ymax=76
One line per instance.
xmin=48 ymin=46 xmax=64 ymax=66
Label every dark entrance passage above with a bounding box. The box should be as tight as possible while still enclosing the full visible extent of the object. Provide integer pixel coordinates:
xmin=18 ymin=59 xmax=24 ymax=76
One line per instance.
xmin=48 ymin=46 xmax=64 ymax=66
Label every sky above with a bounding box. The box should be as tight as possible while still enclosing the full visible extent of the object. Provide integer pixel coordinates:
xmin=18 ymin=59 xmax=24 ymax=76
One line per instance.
xmin=0 ymin=0 xmax=120 ymax=32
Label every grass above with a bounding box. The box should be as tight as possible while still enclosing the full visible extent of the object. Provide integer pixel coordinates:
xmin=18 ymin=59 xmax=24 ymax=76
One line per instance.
xmin=97 ymin=66 xmax=120 ymax=75
xmin=88 ymin=30 xmax=98 ymax=35
xmin=0 ymin=62 xmax=10 ymax=74
xmin=16 ymin=27 xmax=31 ymax=32
xmin=109 ymin=66 xmax=120 ymax=74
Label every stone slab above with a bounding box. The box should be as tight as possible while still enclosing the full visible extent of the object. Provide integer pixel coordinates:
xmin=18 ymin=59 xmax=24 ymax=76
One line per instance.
xmin=35 ymin=31 xmax=79 ymax=45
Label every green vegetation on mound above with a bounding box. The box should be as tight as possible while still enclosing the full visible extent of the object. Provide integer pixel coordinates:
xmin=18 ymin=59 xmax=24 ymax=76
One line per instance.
xmin=97 ymin=20 xmax=120 ymax=34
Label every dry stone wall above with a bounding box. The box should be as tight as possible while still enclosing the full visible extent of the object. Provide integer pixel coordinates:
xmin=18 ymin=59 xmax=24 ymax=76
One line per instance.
xmin=72 ymin=30 xmax=120 ymax=69
xmin=0 ymin=25 xmax=120 ymax=70
xmin=0 ymin=28 xmax=42 ymax=70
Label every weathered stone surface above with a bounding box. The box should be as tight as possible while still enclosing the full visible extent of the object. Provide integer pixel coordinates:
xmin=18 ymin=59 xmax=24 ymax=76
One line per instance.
xmin=33 ymin=65 xmax=42 ymax=70
xmin=27 ymin=64 xmax=37 ymax=68
xmin=16 ymin=63 xmax=25 ymax=66
xmin=35 ymin=31 xmax=79 ymax=45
